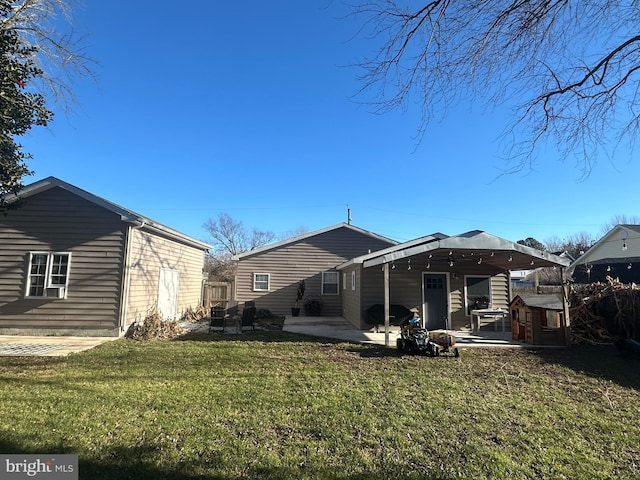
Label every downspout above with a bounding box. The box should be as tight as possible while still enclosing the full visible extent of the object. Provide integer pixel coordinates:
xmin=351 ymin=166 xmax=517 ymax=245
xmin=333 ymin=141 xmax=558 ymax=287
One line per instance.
xmin=119 ymin=221 xmax=145 ymax=334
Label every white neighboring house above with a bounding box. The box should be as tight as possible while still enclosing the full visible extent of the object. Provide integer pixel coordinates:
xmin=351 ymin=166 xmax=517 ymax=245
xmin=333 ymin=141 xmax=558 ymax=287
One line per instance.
xmin=568 ymin=225 xmax=640 ymax=284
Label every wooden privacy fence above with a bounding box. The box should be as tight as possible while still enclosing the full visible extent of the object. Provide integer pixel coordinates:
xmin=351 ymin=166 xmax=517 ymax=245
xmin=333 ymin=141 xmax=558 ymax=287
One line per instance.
xmin=203 ymin=281 xmax=232 ymax=309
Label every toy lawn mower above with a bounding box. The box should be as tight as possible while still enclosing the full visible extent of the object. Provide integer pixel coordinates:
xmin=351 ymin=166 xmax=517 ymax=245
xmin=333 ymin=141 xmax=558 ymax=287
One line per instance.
xmin=396 ymin=318 xmax=459 ymax=357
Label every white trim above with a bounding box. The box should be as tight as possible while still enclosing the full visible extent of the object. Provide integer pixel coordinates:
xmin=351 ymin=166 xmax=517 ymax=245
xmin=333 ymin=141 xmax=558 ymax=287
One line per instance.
xmin=25 ymin=251 xmax=72 ymax=299
xmin=9 ymin=177 xmax=211 ymax=251
xmin=253 ymin=273 xmax=270 ymax=292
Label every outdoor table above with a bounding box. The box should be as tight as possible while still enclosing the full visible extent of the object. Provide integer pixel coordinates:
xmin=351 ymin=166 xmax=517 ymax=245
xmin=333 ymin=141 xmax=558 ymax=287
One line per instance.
xmin=470 ymin=308 xmax=508 ymax=332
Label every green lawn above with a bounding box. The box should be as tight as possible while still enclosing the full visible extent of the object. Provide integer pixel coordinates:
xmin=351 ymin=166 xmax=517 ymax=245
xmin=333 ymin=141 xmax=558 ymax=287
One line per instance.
xmin=0 ymin=329 xmax=639 ymax=479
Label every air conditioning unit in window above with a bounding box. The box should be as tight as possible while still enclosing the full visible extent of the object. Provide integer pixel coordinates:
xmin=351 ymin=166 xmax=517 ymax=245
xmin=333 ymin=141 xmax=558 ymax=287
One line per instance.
xmin=45 ymin=287 xmax=66 ymax=299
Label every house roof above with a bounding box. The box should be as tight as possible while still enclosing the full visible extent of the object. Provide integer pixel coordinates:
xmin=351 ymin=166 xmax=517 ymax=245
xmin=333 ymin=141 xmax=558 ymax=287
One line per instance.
xmin=9 ymin=177 xmax=212 ymax=251
xmin=232 ymin=223 xmax=399 ymax=260
xmin=512 ymin=294 xmax=564 ymax=311
xmin=339 ymin=230 xmax=571 ymax=270
xmin=567 ymin=224 xmax=640 ymax=277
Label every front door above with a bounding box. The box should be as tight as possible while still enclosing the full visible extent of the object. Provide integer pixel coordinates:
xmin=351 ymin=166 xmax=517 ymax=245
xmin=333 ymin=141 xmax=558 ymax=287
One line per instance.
xmin=423 ymin=273 xmax=448 ymax=330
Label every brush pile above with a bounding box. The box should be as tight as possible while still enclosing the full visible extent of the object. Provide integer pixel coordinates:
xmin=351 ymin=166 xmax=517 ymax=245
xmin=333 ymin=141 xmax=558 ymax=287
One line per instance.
xmin=125 ymin=308 xmax=185 ymax=340
xmin=569 ymin=277 xmax=640 ymax=345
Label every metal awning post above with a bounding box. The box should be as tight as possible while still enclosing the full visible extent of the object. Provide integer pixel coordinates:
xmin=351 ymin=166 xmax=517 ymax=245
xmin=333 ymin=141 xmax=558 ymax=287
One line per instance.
xmin=384 ymin=262 xmax=390 ymax=347
xmin=561 ymin=267 xmax=572 ymax=346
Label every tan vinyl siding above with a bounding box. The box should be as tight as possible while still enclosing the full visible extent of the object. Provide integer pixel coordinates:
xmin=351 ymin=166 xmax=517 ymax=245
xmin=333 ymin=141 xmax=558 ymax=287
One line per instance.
xmin=125 ymin=228 xmax=205 ymax=327
xmin=449 ymin=275 xmax=466 ymax=329
xmin=490 ymin=273 xmax=509 ymax=309
xmin=358 ymin=258 xmax=509 ymax=331
xmin=341 ymin=265 xmax=361 ymax=327
xmin=0 ymin=187 xmax=126 ymax=336
xmin=236 ymin=227 xmax=394 ymax=316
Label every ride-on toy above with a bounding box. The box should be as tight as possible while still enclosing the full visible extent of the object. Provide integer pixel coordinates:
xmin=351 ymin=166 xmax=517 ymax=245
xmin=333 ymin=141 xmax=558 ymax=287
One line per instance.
xmin=396 ymin=318 xmax=459 ymax=357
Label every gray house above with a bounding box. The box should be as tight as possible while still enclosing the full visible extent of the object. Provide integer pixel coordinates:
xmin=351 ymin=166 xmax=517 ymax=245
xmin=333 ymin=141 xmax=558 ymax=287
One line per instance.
xmin=338 ymin=230 xmax=571 ymax=331
xmin=0 ymin=177 xmax=211 ymax=336
xmin=232 ymin=223 xmax=398 ymax=316
xmin=234 ymin=224 xmax=571 ymax=331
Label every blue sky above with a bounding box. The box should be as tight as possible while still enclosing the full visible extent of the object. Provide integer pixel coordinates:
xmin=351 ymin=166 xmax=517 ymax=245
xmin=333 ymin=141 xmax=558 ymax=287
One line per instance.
xmin=21 ymin=1 xmax=639 ymax=245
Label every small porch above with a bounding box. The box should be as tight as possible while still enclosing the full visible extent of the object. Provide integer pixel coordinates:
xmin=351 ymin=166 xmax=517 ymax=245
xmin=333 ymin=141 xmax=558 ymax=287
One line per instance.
xmin=283 ymin=315 xmax=536 ymax=348
xmin=337 ymin=230 xmax=572 ymax=346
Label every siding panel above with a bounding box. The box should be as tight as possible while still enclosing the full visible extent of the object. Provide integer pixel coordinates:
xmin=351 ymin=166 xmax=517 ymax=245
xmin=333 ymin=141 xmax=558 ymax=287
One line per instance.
xmin=0 ymin=187 xmax=126 ymax=336
xmin=236 ymin=227 xmax=395 ymax=316
xmin=125 ymin=228 xmax=205 ymax=327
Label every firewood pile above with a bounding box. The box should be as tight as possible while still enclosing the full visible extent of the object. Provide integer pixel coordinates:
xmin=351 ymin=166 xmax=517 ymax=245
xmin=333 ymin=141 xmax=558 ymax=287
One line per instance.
xmin=569 ymin=276 xmax=639 ymax=345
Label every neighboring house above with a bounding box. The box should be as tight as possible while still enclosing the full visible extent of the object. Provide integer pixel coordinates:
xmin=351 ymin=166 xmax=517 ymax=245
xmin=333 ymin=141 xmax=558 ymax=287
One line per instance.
xmin=511 ymin=251 xmax=575 ymax=288
xmin=0 ymin=177 xmax=211 ymax=336
xmin=568 ymin=225 xmax=640 ymax=283
xmin=232 ymin=224 xmax=398 ymax=316
xmin=337 ymin=230 xmax=571 ymax=331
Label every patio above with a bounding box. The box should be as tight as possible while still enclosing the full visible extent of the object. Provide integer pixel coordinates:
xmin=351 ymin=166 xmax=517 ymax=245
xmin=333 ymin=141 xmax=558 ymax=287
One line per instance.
xmin=282 ymin=315 xmax=538 ymax=348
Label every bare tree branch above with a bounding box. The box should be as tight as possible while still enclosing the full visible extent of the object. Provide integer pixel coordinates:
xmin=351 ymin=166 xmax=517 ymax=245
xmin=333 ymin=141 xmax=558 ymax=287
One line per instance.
xmin=350 ymin=0 xmax=640 ymax=175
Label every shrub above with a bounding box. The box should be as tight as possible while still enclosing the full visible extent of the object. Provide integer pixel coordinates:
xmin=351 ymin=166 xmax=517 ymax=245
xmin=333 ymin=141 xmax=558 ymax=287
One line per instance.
xmin=255 ymin=308 xmax=272 ymax=319
xmin=304 ymin=298 xmax=323 ymax=316
xmin=125 ymin=309 xmax=184 ymax=340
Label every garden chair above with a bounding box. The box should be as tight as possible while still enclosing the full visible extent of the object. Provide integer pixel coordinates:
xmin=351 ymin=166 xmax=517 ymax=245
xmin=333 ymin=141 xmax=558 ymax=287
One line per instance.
xmin=240 ymin=305 xmax=256 ymax=331
xmin=209 ymin=306 xmax=225 ymax=333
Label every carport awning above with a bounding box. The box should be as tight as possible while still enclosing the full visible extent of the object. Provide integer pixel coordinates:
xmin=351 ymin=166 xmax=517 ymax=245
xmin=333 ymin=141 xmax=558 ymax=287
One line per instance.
xmin=358 ymin=230 xmax=570 ymax=271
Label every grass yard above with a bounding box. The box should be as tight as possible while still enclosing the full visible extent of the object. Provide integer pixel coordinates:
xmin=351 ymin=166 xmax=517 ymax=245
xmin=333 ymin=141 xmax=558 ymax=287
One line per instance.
xmin=0 ymin=329 xmax=639 ymax=479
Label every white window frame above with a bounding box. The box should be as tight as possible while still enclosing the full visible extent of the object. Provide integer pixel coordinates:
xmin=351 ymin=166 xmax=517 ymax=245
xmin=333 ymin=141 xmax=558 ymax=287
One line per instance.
xmin=25 ymin=252 xmax=71 ymax=299
xmin=343 ymin=272 xmax=347 ymax=290
xmin=351 ymin=271 xmax=356 ymax=291
xmin=253 ymin=273 xmax=270 ymax=292
xmin=321 ymin=271 xmax=339 ymax=295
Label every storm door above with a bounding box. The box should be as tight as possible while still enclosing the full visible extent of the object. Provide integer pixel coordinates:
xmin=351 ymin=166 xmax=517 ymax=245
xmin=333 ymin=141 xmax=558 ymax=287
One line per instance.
xmin=422 ymin=273 xmax=448 ymax=330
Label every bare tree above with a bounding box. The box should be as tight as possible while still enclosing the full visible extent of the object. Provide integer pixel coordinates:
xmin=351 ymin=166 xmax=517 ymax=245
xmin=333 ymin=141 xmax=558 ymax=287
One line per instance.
xmin=203 ymin=213 xmax=277 ymax=281
xmin=544 ymin=231 xmax=596 ymax=259
xmin=2 ymin=0 xmax=93 ymax=110
xmin=278 ymin=226 xmax=309 ymax=241
xmin=0 ymin=0 xmax=92 ymax=207
xmin=599 ymin=214 xmax=640 ymax=235
xmin=350 ymin=1 xmax=640 ymax=175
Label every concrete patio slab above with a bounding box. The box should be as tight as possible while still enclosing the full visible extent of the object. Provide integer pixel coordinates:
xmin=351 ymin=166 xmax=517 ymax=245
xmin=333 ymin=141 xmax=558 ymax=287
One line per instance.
xmin=0 ymin=335 xmax=116 ymax=357
xmin=283 ymin=315 xmax=531 ymax=348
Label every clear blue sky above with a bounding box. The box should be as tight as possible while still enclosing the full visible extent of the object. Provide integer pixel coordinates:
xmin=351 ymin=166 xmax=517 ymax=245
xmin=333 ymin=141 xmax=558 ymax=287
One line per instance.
xmin=22 ymin=1 xmax=639 ymax=245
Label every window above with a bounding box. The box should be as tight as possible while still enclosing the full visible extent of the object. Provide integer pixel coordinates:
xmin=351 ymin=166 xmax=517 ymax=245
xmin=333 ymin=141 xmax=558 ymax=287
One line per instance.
xmin=322 ymin=271 xmax=339 ymax=295
xmin=26 ymin=252 xmax=71 ymax=298
xmin=343 ymin=272 xmax=347 ymax=290
xmin=253 ymin=273 xmax=270 ymax=291
xmin=465 ymin=276 xmax=490 ymax=315
xmin=351 ymin=271 xmax=356 ymax=291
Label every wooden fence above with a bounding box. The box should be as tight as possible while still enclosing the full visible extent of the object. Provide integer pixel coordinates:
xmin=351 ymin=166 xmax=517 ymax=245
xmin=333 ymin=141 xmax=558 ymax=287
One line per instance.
xmin=203 ymin=281 xmax=232 ymax=309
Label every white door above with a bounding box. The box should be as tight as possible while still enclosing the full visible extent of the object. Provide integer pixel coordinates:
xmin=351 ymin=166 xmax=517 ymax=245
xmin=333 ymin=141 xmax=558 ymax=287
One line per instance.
xmin=158 ymin=268 xmax=180 ymax=320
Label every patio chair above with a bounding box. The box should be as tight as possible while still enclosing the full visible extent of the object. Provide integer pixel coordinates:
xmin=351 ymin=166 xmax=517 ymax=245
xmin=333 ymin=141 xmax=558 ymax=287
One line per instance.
xmin=240 ymin=305 xmax=256 ymax=331
xmin=209 ymin=306 xmax=225 ymax=333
